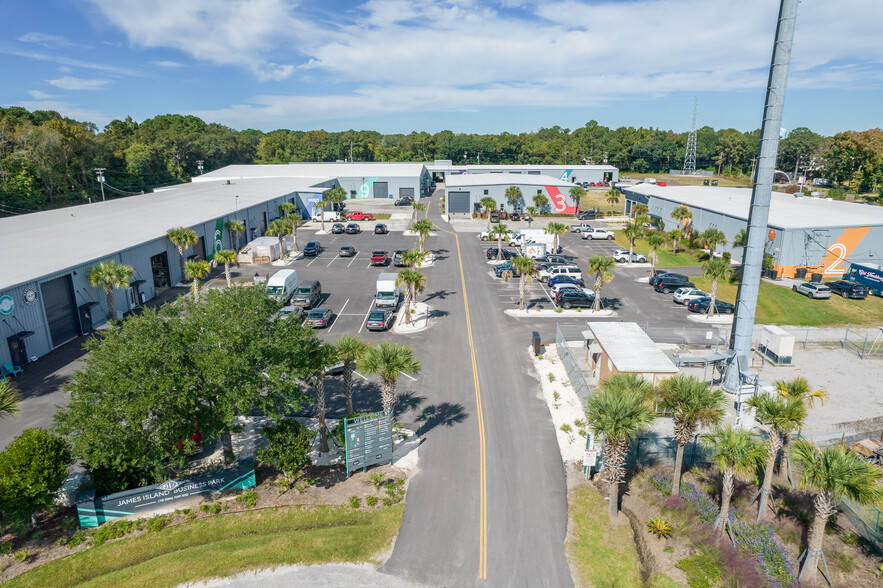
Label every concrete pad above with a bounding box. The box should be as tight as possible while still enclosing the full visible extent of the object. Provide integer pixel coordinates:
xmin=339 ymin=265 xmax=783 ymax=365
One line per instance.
xmin=504 ymin=308 xmax=616 ymax=318
xmin=686 ymin=314 xmax=734 ymax=325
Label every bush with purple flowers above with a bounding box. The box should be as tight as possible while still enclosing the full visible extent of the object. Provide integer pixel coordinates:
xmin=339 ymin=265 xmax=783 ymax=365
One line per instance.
xmin=649 ymin=474 xmax=794 ymax=586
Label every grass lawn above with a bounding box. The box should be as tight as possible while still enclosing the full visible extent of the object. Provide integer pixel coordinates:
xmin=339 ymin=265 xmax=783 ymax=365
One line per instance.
xmin=690 ymin=277 xmax=883 ymax=327
xmin=7 ymin=505 xmax=403 ymax=588
xmin=566 ymin=484 xmax=643 ymax=587
xmin=611 ymin=234 xmax=699 ymax=267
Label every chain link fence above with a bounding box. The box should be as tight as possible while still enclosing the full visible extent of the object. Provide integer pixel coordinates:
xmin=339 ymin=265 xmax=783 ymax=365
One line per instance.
xmin=555 ymin=323 xmax=592 ymax=405
xmin=640 ymin=323 xmax=729 ymax=348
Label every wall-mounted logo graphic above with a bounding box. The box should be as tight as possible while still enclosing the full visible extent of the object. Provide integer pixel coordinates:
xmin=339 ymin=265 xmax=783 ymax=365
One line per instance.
xmin=357 ymin=177 xmax=379 ymax=198
xmin=546 ymin=186 xmax=576 ymax=214
xmin=23 ymin=287 xmax=38 ymax=305
xmin=820 ymin=226 xmax=870 ymax=276
xmin=0 ymin=295 xmax=14 ymax=315
xmin=559 ymin=169 xmax=573 ymax=181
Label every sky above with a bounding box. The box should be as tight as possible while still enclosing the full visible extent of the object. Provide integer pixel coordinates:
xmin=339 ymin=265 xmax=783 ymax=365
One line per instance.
xmin=2 ymin=0 xmax=881 ymax=136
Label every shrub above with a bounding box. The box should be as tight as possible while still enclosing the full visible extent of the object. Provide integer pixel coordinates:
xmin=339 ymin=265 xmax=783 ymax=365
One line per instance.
xmin=560 ymin=424 xmax=572 ymax=434
xmin=349 ymin=496 xmax=361 ymax=508
xmin=369 ymin=473 xmax=386 ymax=489
xmin=366 ymin=496 xmax=379 ymax=507
xmin=0 ymin=428 xmax=72 ymax=522
xmin=91 ymin=519 xmax=135 ymax=546
xmin=547 ymin=373 xmax=555 ymax=383
xmin=382 ymin=497 xmax=393 ymax=506
xmin=13 ymin=549 xmax=30 ymax=562
xmin=647 ymin=517 xmax=673 ymax=539
xmin=235 ymin=490 xmax=258 ymax=509
xmin=145 ymin=514 xmax=172 ymax=532
xmin=573 ymin=419 xmax=586 ymax=428
xmin=0 ymin=542 xmax=12 ymax=556
xmin=256 ymin=419 xmax=314 ymax=482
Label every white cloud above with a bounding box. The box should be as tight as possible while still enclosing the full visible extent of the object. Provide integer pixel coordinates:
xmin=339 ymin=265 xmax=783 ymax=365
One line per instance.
xmin=0 ymin=48 xmax=140 ymax=76
xmin=48 ymin=77 xmax=111 ymax=90
xmin=28 ymin=90 xmax=57 ymax=99
xmin=18 ymin=32 xmax=82 ymax=48
xmin=153 ymin=60 xmax=184 ymax=68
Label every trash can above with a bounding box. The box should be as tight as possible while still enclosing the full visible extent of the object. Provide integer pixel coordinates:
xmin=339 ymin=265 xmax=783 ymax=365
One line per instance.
xmin=703 ymin=179 xmax=709 ymax=186
xmin=810 ymin=272 xmax=822 ymax=283
xmin=795 ymin=268 xmax=807 ymax=279
xmin=531 ymin=331 xmax=541 ymax=356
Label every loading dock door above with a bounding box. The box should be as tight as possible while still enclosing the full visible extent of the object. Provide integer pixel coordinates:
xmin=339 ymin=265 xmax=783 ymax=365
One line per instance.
xmin=373 ymin=182 xmax=389 ymax=199
xmin=399 ymin=187 xmax=415 ymax=199
xmin=448 ymin=191 xmax=471 ymax=213
xmin=41 ymin=275 xmax=79 ymax=347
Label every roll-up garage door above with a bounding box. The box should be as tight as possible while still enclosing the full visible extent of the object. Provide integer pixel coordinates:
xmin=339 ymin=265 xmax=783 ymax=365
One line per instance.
xmin=448 ymin=191 xmax=471 ymax=213
xmin=41 ymin=275 xmax=79 ymax=347
xmin=373 ymin=182 xmax=389 ymax=198
xmin=399 ymin=187 xmax=414 ymax=199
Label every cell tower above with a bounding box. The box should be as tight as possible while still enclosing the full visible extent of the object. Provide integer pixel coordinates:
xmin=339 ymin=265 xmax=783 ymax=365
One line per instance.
xmin=682 ymin=97 xmax=698 ymax=175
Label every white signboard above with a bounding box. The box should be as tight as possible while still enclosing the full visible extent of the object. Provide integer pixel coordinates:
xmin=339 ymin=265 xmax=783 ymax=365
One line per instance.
xmin=583 ymin=449 xmax=598 ymax=467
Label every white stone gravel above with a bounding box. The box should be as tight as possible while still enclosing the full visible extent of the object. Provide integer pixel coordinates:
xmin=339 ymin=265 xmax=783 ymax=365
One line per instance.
xmin=528 ymin=345 xmax=587 ymax=465
xmin=392 ymin=302 xmax=430 ymax=334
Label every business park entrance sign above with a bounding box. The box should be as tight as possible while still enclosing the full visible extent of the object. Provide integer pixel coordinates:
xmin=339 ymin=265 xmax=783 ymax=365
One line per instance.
xmin=76 ymin=457 xmax=256 ymax=527
xmin=344 ymin=411 xmax=393 ymax=477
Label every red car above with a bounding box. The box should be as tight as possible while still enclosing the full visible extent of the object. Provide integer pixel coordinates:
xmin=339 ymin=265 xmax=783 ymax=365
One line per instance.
xmin=370 ymin=250 xmax=388 ymax=266
xmin=346 ymin=211 xmax=374 ymax=221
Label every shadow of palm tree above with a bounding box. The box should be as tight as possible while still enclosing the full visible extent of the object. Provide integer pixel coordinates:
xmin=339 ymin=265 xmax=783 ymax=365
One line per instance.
xmin=424 ymin=289 xmax=455 ymax=302
xmin=415 ymin=402 xmax=468 ymax=436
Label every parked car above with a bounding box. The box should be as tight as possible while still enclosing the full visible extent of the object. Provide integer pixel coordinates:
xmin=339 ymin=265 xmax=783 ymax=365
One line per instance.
xmin=345 ymin=211 xmax=374 ymax=221
xmin=548 ymin=275 xmax=586 ymax=288
xmin=672 ymin=287 xmax=708 ymax=305
xmin=303 ymin=241 xmax=321 ymax=256
xmin=374 ymin=223 xmax=389 ymax=235
xmin=571 ymin=223 xmax=594 ymax=233
xmin=539 ymin=265 xmax=583 ymax=283
xmin=304 ymin=307 xmax=332 ymax=328
xmin=650 ymin=271 xmax=688 ymax=287
xmin=486 ymin=247 xmax=516 ymax=260
xmin=792 ymin=282 xmax=832 ymax=299
xmin=290 ymin=280 xmax=322 ymax=309
xmin=330 ymin=223 xmax=345 ymax=234
xmin=394 ymin=196 xmax=413 ymax=206
xmin=581 ymin=228 xmax=614 ymax=240
xmin=345 ymin=223 xmax=361 ymax=234
xmin=825 ymin=280 xmax=867 ymax=299
xmin=534 ymin=254 xmax=576 ymax=267
xmin=613 ymin=249 xmax=647 ymax=263
xmin=577 ymin=210 xmax=600 ymax=220
xmin=365 ymin=308 xmax=395 ymax=331
xmin=550 ymin=283 xmax=595 ymax=297
xmin=493 ymin=261 xmax=521 ymax=278
xmin=393 ymin=249 xmax=409 ymax=267
xmin=510 ymin=212 xmax=521 ymax=221
xmin=478 ymin=230 xmax=514 ymax=242
xmin=339 ymin=245 xmax=356 ymax=257
xmin=276 ymin=306 xmax=303 ymax=321
xmin=653 ymin=276 xmax=695 ymax=293
xmin=370 ymin=250 xmax=389 ymax=266
xmin=556 ymin=290 xmax=595 ymax=309
xmin=687 ymin=297 xmax=735 ymax=314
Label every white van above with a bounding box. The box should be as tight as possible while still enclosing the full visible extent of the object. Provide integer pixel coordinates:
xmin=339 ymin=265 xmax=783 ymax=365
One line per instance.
xmin=539 ymin=265 xmax=583 ymax=283
xmin=266 ymin=269 xmax=298 ymax=303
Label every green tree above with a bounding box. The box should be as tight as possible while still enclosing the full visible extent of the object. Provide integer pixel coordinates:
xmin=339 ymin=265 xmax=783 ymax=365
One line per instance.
xmin=511 ymin=255 xmax=537 ymax=311
xmin=256 ymin=420 xmax=314 ymax=484
xmin=732 ymin=228 xmax=747 ymax=250
xmin=670 ymin=206 xmax=693 ymax=235
xmin=304 ymin=343 xmax=338 ymax=453
xmin=0 ymin=379 xmax=21 ymax=420
xmin=279 ymin=202 xmax=297 ymax=218
xmin=505 ymin=185 xmax=523 ymax=213
xmin=701 ymin=228 xmax=727 ymax=258
xmin=87 ymin=260 xmax=135 ymax=321
xmin=668 ymin=228 xmax=685 ymax=254
xmin=568 ymin=185 xmax=586 ymax=216
xmin=214 ymin=249 xmax=237 ymax=288
xmin=622 ymin=221 xmax=645 ymax=266
xmin=704 ymin=426 xmax=765 ymax=537
xmin=525 ymin=206 xmax=537 ymax=227
xmin=532 ymin=194 xmax=549 ymax=214
xmin=585 ymin=373 xmax=655 ymax=517
xmin=778 ymin=127 xmax=825 ymax=176
xmin=225 ymin=220 xmax=246 ymax=265
xmin=490 ymin=223 xmax=511 ymax=261
xmin=632 ymin=203 xmax=649 ymax=218
xmin=791 ymin=440 xmax=883 ymax=583
xmin=166 ymin=227 xmax=198 ymax=284
xmin=316 ymin=185 xmax=346 ymax=233
xmin=701 ymin=258 xmax=733 ymax=318
xmin=588 ymin=254 xmax=615 ymax=312
xmin=605 ymin=188 xmax=621 ymax=214
xmin=335 ymin=335 xmax=369 ymax=415
xmin=396 ymin=268 xmax=426 ymax=324
xmin=401 ymin=248 xmax=426 ymax=269
xmin=411 ymin=218 xmax=433 ymax=254
xmin=480 ymin=196 xmax=497 ymax=229
xmin=647 ymin=231 xmax=666 ymax=274
xmin=185 ymin=260 xmax=211 ymax=302
xmin=266 ymin=218 xmax=292 ymax=259
xmin=544 ymin=221 xmax=568 ymax=253
xmin=0 ymin=428 xmax=71 ymax=524
xmin=358 ymin=342 xmax=421 ymax=413
xmin=655 ymin=376 xmax=725 ymax=496
xmin=746 ymin=393 xmax=808 ymax=522
xmin=775 ymin=377 xmax=827 ymax=482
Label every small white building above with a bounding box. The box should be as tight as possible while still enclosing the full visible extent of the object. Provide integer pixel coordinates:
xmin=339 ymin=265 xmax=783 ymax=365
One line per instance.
xmin=582 ymin=322 xmax=679 ymax=384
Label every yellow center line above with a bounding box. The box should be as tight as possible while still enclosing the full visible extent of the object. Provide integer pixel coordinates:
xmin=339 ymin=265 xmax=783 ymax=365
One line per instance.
xmin=425 ymin=192 xmax=488 ymax=580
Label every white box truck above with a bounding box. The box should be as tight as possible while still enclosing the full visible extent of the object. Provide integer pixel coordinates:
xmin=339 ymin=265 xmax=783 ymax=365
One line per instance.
xmin=375 ymin=273 xmax=401 ymax=309
xmin=266 ymin=269 xmax=298 ymax=303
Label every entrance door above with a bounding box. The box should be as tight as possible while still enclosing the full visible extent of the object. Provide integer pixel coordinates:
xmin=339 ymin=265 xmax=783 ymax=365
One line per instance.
xmin=399 ymin=187 xmax=415 ymax=199
xmin=193 ymin=237 xmax=206 ymax=261
xmin=151 ymin=252 xmax=170 ymax=290
xmin=448 ymin=191 xmax=471 ymax=213
xmin=373 ymin=182 xmax=389 ymax=199
xmin=41 ymin=275 xmax=79 ymax=346
xmin=260 ymin=212 xmax=268 ymax=234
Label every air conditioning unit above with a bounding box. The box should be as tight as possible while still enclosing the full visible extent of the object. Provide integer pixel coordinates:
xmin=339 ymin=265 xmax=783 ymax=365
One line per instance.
xmin=757 ymin=325 xmax=794 ymax=365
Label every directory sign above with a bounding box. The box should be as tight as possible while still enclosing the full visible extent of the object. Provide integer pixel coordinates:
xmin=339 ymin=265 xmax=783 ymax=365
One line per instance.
xmin=345 ymin=411 xmax=393 ymax=477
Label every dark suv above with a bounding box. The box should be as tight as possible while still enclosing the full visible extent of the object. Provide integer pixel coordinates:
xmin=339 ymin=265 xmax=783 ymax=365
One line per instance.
xmin=486 ymin=247 xmax=516 ymax=260
xmin=650 ymin=272 xmax=689 ymax=287
xmin=556 ymin=290 xmax=595 ymax=309
xmin=825 ymin=280 xmax=867 ymax=299
xmin=291 ymin=280 xmax=322 ymax=309
xmin=303 ymin=241 xmax=321 ymax=256
xmin=653 ymin=276 xmax=695 ymax=293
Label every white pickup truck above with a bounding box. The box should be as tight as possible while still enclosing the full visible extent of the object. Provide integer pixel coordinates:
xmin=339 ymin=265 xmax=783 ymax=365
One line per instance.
xmin=570 ymin=223 xmax=594 ymax=233
xmin=581 ymin=228 xmax=614 ymax=240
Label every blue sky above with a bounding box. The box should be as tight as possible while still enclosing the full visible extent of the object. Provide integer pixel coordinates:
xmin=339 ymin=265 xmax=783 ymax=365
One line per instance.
xmin=2 ymin=0 xmax=881 ymax=136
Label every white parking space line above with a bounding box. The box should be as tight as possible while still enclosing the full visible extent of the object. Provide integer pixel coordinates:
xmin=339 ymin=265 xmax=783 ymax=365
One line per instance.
xmin=399 ymin=371 xmax=417 ymax=381
xmin=347 ymin=253 xmax=359 ymax=267
xmin=538 ymin=281 xmax=556 ymax=303
xmin=327 ymin=255 xmax=340 ymax=267
xmin=357 ymin=301 xmax=376 ymax=334
xmin=328 ymin=298 xmax=349 ymax=333
xmin=307 ymin=256 xmax=321 ymax=267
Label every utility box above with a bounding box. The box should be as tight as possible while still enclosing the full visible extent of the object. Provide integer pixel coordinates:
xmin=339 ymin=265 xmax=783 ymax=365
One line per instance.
xmin=531 ymin=331 xmax=541 ymax=356
xmin=757 ymin=325 xmax=794 ymax=365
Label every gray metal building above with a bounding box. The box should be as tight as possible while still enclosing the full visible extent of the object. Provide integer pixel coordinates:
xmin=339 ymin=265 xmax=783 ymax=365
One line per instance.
xmin=444 ymin=174 xmax=581 ymax=215
xmin=623 ymin=184 xmax=883 ymax=278
xmin=427 ymin=162 xmax=618 ymax=186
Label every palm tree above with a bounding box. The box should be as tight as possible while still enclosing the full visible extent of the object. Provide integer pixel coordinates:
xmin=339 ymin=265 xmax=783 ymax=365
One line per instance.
xmin=632 ymin=203 xmax=649 ymax=219
xmin=358 ymin=342 xmax=421 ymax=413
xmin=704 ymin=426 xmax=765 ymax=537
xmin=701 ymin=258 xmax=733 ymax=318
xmin=588 ymin=254 xmax=615 ymax=312
xmin=411 ymin=218 xmax=433 ymax=254
xmin=544 ymin=222 xmax=568 ymax=253
xmin=668 ymin=229 xmax=685 ymax=254
xmin=0 ymin=379 xmax=21 ymax=420
xmin=701 ymin=228 xmax=727 ymax=258
xmin=671 ymin=206 xmax=693 ymax=236
xmin=225 ymin=220 xmax=246 ymax=266
xmin=480 ymin=196 xmax=497 ymax=229
xmin=214 ymin=249 xmax=237 ymax=288
xmin=656 ymin=375 xmax=726 ymax=496
xmin=569 ymin=186 xmax=586 ymax=216
xmin=775 ymin=377 xmax=827 ymax=483
xmin=525 ymin=206 xmax=537 ymax=227
xmin=605 ymin=188 xmax=621 ymax=214
xmin=401 ymin=249 xmax=426 ymax=269
xmin=532 ymin=194 xmax=549 ymax=214
xmin=505 ymin=185 xmax=523 ymax=214
xmin=335 ymin=335 xmax=369 ymax=415
xmin=395 ymin=269 xmax=426 ymax=324
xmin=647 ymin=232 xmax=666 ymax=274
xmin=167 ymin=227 xmax=198 ymax=283
xmin=266 ymin=218 xmax=292 ymax=258
xmin=309 ymin=343 xmax=338 ymax=453
xmin=87 ymin=260 xmax=135 ymax=322
xmin=585 ymin=373 xmax=655 ymax=517
xmin=279 ymin=202 xmax=296 ymax=218
xmin=185 ymin=260 xmax=211 ymax=302
xmin=791 ymin=440 xmax=883 ymax=583
xmin=622 ymin=221 xmax=645 ymax=266
xmin=510 ymin=255 xmax=537 ymax=310
xmin=746 ymin=392 xmax=808 ymax=522
xmin=490 ymin=223 xmax=511 ymax=261
xmin=732 ymin=228 xmax=748 ymax=249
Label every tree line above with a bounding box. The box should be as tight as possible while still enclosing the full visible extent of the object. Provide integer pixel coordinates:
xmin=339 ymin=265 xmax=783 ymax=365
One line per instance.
xmin=1 ymin=105 xmax=881 ymax=215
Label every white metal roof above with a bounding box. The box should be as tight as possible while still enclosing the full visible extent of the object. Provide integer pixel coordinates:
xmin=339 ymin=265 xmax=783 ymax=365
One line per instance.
xmin=427 ymin=163 xmax=618 ymax=172
xmin=195 ymin=162 xmax=426 ymax=181
xmin=0 ymin=178 xmax=326 ymax=291
xmin=444 ymin=173 xmax=574 ymax=188
xmin=583 ymin=322 xmax=678 ymax=373
xmin=625 ymin=184 xmax=883 ymax=230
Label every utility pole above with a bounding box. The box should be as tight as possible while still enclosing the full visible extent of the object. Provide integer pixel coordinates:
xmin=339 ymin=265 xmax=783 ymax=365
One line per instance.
xmin=197 ymin=160 xmax=204 ymax=174
xmin=793 ymin=155 xmax=801 ymax=185
xmin=94 ymin=168 xmax=106 ymax=201
xmin=564 ymin=151 xmax=568 ymax=165
xmin=725 ymin=0 xmax=800 ymax=423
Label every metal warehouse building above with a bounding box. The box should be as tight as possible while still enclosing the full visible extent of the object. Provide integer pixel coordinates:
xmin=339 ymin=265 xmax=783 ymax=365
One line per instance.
xmin=0 ymin=176 xmax=334 ymax=369
xmin=623 ymin=184 xmax=883 ymax=278
xmin=444 ymin=174 xmax=583 ymax=216
xmin=427 ymin=162 xmax=618 ymax=186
